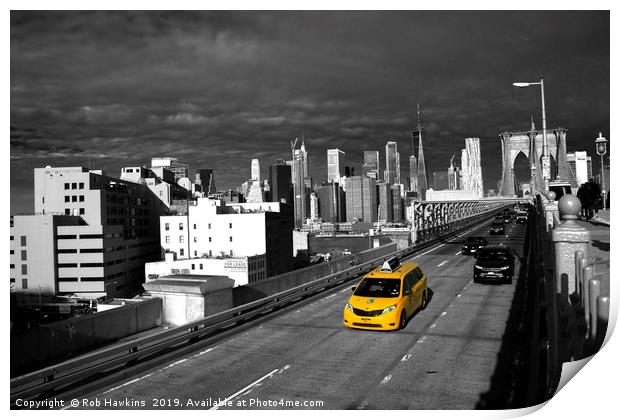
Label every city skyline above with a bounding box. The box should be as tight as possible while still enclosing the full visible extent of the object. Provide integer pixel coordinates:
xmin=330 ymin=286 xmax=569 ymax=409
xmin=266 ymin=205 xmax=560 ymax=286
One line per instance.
xmin=10 ymin=11 xmax=610 ymax=213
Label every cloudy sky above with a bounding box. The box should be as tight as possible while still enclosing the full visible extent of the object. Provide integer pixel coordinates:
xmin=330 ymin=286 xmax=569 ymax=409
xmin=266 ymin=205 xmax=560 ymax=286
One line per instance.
xmin=10 ymin=11 xmax=609 ymax=213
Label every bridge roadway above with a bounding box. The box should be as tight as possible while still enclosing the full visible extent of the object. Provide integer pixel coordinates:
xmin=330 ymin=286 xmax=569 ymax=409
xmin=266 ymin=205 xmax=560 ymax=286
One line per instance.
xmin=75 ymin=217 xmax=528 ymax=410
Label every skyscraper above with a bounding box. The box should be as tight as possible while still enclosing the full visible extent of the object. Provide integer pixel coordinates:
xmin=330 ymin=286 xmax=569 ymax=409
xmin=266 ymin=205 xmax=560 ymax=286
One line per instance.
xmin=384 ymin=141 xmax=399 ymax=185
xmin=391 ymin=184 xmax=404 ymax=222
xmin=432 ymin=171 xmax=449 ymax=190
xmin=251 ymin=159 xmax=260 ymax=181
xmin=363 ymin=151 xmax=380 ymax=180
xmin=292 ymin=140 xmax=309 ymax=227
xmin=345 ymin=176 xmax=377 ymax=223
xmin=415 ymin=104 xmax=429 ymax=199
xmin=447 ymin=157 xmax=461 ymax=190
xmin=460 ymin=137 xmax=484 ymax=198
xmin=409 ymin=154 xmax=418 ymax=193
xmin=269 ymin=161 xmax=292 ymax=204
xmin=196 ymin=169 xmax=216 ymax=195
xmin=377 ymin=182 xmax=394 ymax=222
xmin=327 ymin=149 xmax=345 ymax=183
xmin=151 ymin=157 xmax=189 ymax=183
xmin=316 ymin=182 xmax=346 ymax=223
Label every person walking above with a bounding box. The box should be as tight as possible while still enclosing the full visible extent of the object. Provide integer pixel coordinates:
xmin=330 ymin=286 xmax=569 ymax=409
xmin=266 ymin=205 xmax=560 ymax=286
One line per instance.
xmin=577 ymin=183 xmax=588 ymax=220
xmin=585 ymin=179 xmax=602 ymax=220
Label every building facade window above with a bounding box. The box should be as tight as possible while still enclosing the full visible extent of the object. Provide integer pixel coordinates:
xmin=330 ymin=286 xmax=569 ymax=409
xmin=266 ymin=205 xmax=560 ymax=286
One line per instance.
xmin=20 ymin=236 xmax=26 ymax=246
xmin=65 ymin=196 xmax=70 ymax=202
xmin=64 ymin=183 xmax=70 ymax=190
xmin=21 ymin=264 xmax=27 ymax=275
xmin=79 ymin=182 xmax=84 ymax=189
xmin=209 ymin=250 xmax=212 ymax=257
xmin=179 ymin=223 xmax=183 ymax=230
xmin=179 ymin=236 xmax=184 ymax=243
xmin=230 ymin=250 xmax=233 ymax=256
xmin=194 ymin=251 xmax=197 ymax=257
xmin=194 ymin=237 xmax=197 ymax=243
xmin=193 ymin=224 xmax=197 ymax=229
xmin=191 ymin=264 xmax=195 ymax=270
xmin=208 ymin=223 xmax=211 ymax=229
xmin=208 ymin=237 xmax=212 ymax=242
xmin=65 ymin=209 xmax=70 ymax=215
xmin=72 ymin=196 xmax=77 ymax=202
xmin=21 ymin=250 xmax=27 ymax=260
xmin=199 ymin=264 xmax=203 ymax=269
xmin=180 ymin=249 xmax=184 ymax=256
xmin=72 ymin=182 xmax=77 ymax=189
xmin=165 ymin=223 xmax=169 ymax=231
xmin=229 ymin=236 xmax=233 ymax=242
xmin=79 ymin=208 xmax=85 ymax=215
xmin=22 ymin=278 xmax=27 ymax=289
xmin=165 ymin=236 xmax=170 ymax=243
xmin=229 ymin=223 xmax=233 ymax=228
xmin=79 ymin=195 xmax=84 ymax=202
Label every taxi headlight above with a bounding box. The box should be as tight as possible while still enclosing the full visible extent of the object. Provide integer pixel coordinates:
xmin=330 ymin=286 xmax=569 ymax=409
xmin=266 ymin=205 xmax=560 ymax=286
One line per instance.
xmin=345 ymin=303 xmax=354 ymax=312
xmin=382 ymin=305 xmax=397 ymax=314
xmin=474 ymin=265 xmax=484 ymax=270
xmin=499 ymin=266 xmax=510 ymax=270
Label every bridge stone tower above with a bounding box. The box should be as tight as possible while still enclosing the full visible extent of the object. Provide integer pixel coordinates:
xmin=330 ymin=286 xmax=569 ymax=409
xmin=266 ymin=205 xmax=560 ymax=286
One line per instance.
xmin=498 ymin=125 xmax=574 ymax=196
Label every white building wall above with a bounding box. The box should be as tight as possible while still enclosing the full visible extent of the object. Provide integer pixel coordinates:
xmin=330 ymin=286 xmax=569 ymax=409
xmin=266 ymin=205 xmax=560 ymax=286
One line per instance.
xmin=10 ymin=215 xmax=57 ymax=294
xmin=144 ymin=254 xmax=266 ymax=287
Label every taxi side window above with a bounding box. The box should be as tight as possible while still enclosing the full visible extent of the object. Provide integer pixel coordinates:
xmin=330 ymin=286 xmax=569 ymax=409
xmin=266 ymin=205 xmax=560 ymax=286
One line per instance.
xmin=412 ymin=267 xmax=424 ymax=284
xmin=404 ymin=273 xmax=415 ymax=294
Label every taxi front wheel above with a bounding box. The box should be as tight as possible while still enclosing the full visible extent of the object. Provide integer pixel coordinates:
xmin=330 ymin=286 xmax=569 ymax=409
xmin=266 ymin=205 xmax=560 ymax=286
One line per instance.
xmin=399 ymin=310 xmax=407 ymax=330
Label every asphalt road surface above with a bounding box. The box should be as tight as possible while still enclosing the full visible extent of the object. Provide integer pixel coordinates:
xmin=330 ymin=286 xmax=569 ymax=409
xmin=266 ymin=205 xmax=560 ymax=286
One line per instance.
xmin=72 ymin=216 xmax=528 ymax=410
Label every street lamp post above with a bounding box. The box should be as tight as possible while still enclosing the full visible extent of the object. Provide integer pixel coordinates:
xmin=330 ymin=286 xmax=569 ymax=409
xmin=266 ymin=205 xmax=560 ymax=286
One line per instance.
xmin=595 ymin=132 xmax=608 ymax=210
xmin=513 ymin=77 xmax=550 ymax=191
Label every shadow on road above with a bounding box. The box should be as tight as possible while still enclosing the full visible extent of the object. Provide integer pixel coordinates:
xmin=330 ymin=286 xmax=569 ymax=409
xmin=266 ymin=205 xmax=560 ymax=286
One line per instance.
xmin=591 ymin=239 xmax=609 ymax=252
xmin=475 ymin=222 xmax=532 ymax=409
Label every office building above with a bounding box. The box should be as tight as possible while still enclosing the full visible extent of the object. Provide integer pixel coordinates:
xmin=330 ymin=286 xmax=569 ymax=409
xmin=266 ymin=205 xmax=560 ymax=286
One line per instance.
xmin=196 ymin=169 xmax=216 ymax=195
xmin=377 ymin=182 xmax=394 ymax=222
xmin=433 ymin=171 xmax=449 ymax=190
xmin=310 ymin=192 xmax=319 ymax=222
xmin=292 ymin=140 xmax=310 ymax=227
xmin=327 ymin=149 xmax=345 ymax=183
xmin=391 ymin=184 xmax=404 ymax=222
xmin=251 ymin=159 xmax=261 ymax=182
xmin=409 ymin=155 xmax=418 ymax=194
xmin=448 ymin=157 xmax=461 ymax=190
xmin=363 ymin=151 xmax=380 ymax=180
xmin=160 ymin=198 xmax=293 ymax=277
xmin=460 ymin=137 xmax=484 ymax=198
xmin=345 ymin=176 xmax=377 ymax=223
xmin=315 ymin=182 xmax=346 ymax=223
xmin=384 ymin=141 xmax=400 ymax=184
xmin=121 ymin=166 xmax=191 ymax=208
xmin=10 ymin=166 xmax=168 ymax=298
xmin=151 ymin=157 xmax=190 ymax=183
xmin=269 ymin=161 xmax=292 ymax=204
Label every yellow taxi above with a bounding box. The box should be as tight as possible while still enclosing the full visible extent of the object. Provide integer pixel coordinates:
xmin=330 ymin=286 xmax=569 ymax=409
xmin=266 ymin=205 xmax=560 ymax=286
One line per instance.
xmin=343 ymin=257 xmax=428 ymax=331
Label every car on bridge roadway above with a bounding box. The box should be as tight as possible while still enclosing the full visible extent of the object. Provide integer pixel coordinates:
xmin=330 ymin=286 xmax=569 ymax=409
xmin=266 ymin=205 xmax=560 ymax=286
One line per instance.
xmin=489 ymin=221 xmax=506 ymax=235
xmin=462 ymin=236 xmax=488 ymax=255
xmin=344 ymin=257 xmax=428 ymax=331
xmin=474 ymin=245 xmax=515 ymax=284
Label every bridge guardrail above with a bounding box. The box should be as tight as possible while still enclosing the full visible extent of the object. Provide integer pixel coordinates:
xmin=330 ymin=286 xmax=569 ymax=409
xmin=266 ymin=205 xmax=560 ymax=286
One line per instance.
xmin=526 ymin=192 xmax=610 ymax=403
xmin=11 ymin=201 xmax=514 ymax=403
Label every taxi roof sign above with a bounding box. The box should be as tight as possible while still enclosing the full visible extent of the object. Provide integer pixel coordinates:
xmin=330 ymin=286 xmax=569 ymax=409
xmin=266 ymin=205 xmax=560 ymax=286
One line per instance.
xmin=381 ymin=257 xmax=401 ymax=272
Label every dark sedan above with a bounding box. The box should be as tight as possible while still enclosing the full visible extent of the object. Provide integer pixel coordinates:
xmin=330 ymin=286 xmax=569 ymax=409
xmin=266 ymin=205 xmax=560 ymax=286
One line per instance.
xmin=489 ymin=221 xmax=505 ymax=235
xmin=462 ymin=236 xmax=488 ymax=255
xmin=474 ymin=245 xmax=515 ymax=284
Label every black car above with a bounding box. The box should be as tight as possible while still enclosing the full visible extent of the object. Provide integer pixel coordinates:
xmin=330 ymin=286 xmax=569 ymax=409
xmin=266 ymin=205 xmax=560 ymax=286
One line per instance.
xmin=489 ymin=221 xmax=505 ymax=235
xmin=516 ymin=214 xmax=528 ymax=224
xmin=474 ymin=245 xmax=515 ymax=283
xmin=462 ymin=236 xmax=488 ymax=255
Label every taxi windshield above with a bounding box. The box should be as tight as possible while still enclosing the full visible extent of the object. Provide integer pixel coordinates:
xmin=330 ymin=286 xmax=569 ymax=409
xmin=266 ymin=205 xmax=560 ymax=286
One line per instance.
xmin=354 ymin=278 xmax=401 ymax=298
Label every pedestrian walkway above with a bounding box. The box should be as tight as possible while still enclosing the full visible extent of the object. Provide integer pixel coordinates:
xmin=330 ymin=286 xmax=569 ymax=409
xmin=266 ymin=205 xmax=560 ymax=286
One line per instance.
xmin=593 ymin=209 xmax=610 ymax=225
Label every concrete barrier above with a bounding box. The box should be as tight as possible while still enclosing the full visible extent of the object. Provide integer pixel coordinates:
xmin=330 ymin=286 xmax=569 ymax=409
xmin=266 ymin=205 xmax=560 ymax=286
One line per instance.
xmin=232 ymin=243 xmax=397 ymax=306
xmin=10 ymin=298 xmax=162 ymax=376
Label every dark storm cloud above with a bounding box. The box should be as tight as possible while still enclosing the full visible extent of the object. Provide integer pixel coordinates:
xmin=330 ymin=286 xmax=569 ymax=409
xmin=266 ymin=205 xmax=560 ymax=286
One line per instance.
xmin=10 ymin=11 xmax=609 ymax=212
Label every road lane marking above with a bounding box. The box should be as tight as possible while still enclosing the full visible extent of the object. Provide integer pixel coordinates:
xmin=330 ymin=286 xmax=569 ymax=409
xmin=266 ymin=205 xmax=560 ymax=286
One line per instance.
xmin=429 ymin=323 xmax=437 ymax=329
xmin=380 ymin=374 xmax=392 ymax=384
xmin=441 ymin=312 xmax=447 ymax=317
xmin=210 ymin=365 xmax=290 ymax=410
xmin=401 ymin=353 xmax=412 ymax=361
xmin=454 ymin=251 xmax=462 ymax=255
xmin=437 ymin=260 xmax=448 ymax=267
